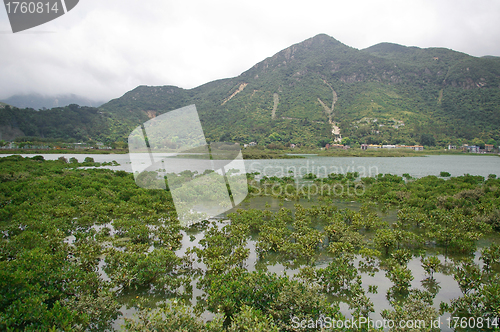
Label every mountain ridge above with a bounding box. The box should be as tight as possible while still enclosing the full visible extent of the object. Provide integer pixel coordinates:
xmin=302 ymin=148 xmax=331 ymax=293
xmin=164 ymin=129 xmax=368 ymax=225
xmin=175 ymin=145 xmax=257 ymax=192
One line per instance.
xmin=98 ymin=33 xmax=500 ymax=146
xmin=0 ymin=93 xmax=105 ymax=110
xmin=1 ymin=34 xmax=499 ymax=147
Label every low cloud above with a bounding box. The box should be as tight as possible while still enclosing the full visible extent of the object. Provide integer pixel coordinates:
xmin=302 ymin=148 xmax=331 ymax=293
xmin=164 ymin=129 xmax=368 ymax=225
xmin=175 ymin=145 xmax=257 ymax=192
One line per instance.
xmin=0 ymin=0 xmax=498 ymax=102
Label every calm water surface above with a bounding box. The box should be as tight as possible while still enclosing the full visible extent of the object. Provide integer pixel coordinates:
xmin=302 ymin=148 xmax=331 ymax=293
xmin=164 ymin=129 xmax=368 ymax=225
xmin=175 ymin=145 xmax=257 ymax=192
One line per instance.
xmin=5 ymin=153 xmax=500 ymax=178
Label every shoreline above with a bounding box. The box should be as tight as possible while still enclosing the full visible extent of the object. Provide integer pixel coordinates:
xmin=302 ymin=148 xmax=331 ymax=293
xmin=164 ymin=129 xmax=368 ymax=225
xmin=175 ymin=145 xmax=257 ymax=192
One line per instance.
xmin=0 ymin=148 xmax=498 ymax=158
xmin=0 ymin=149 xmax=128 ymax=155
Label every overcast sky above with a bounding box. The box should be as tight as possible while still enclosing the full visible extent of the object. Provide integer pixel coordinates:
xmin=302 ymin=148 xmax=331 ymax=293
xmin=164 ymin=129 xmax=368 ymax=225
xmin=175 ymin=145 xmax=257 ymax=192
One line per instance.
xmin=1 ymin=0 xmax=499 ymax=102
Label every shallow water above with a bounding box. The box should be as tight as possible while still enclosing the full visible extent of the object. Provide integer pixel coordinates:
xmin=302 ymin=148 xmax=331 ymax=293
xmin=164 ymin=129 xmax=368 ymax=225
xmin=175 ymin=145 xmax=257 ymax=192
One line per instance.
xmin=107 ymin=195 xmax=483 ymax=331
xmin=5 ymin=153 xmax=500 ymax=178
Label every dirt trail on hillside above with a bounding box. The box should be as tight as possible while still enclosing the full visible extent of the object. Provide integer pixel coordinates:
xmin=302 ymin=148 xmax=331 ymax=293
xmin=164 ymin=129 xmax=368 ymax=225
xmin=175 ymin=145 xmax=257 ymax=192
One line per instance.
xmin=272 ymin=93 xmax=279 ymax=119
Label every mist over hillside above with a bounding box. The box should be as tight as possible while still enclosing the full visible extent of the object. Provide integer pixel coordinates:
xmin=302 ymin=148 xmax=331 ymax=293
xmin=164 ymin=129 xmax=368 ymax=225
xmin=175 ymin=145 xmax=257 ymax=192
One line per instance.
xmin=1 ymin=93 xmax=105 ymax=110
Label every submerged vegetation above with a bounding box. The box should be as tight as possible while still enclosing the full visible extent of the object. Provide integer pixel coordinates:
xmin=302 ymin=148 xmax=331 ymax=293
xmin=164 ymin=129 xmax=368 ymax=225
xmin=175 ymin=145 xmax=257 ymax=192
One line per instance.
xmin=1 ymin=155 xmax=500 ymax=331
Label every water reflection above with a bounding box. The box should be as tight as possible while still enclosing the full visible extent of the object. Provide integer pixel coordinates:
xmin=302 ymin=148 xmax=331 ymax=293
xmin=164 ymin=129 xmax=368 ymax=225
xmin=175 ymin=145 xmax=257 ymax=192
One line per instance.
xmin=172 ymin=197 xmax=471 ymax=331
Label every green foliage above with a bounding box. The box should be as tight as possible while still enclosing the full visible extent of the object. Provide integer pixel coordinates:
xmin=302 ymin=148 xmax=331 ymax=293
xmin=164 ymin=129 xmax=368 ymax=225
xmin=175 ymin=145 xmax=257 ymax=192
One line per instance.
xmin=316 ymin=255 xmax=360 ymax=296
xmin=0 ymin=104 xmax=111 ymax=142
xmin=122 ymin=300 xmax=224 ymax=332
xmin=391 ymin=249 xmax=413 ymax=266
xmin=192 ymin=222 xmax=250 ymax=276
xmin=0 ymin=156 xmax=177 ymax=330
xmin=1 ymin=156 xmax=500 ymax=331
xmin=382 ymin=289 xmax=440 ymax=332
xmin=227 ymin=305 xmax=279 ymax=332
xmin=374 ymin=228 xmax=397 ymax=255
xmin=440 ymin=249 xmax=500 ymax=328
xmin=104 ymin=245 xmax=188 ymax=292
xmin=481 ymin=244 xmax=500 ymax=272
xmin=386 ymin=264 xmax=414 ymax=294
xmin=203 ymin=269 xmax=341 ymax=331
xmin=421 ymin=256 xmax=441 ymax=278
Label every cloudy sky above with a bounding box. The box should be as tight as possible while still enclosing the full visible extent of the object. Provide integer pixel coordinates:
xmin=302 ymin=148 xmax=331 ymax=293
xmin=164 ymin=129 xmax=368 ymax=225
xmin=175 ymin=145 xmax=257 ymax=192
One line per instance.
xmin=1 ymin=0 xmax=499 ymax=102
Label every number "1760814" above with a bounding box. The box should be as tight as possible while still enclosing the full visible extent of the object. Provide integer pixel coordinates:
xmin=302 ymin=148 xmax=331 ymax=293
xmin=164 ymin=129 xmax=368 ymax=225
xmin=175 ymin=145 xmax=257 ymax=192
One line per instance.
xmin=5 ymin=2 xmax=59 ymax=14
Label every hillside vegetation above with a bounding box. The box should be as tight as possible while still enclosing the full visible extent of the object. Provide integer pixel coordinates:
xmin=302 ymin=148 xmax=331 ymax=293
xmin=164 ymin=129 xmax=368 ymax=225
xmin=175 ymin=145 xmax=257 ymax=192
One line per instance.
xmin=1 ymin=34 xmax=499 ymax=148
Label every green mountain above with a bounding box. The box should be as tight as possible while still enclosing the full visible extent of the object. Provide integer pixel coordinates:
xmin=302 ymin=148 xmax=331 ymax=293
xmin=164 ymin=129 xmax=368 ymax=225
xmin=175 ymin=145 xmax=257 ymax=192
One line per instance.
xmin=2 ymin=34 xmax=500 ymax=147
